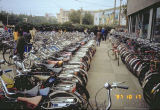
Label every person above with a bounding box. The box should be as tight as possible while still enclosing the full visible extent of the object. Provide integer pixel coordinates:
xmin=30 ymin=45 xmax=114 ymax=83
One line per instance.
xmin=101 ymin=27 xmax=105 ymax=41
xmin=96 ymin=27 xmax=101 ymax=46
xmin=4 ymin=26 xmax=8 ymax=32
xmin=13 ymin=30 xmax=19 ymax=41
xmin=104 ymin=29 xmax=108 ymax=41
xmin=25 ymin=33 xmax=31 ymax=43
xmin=8 ymin=28 xmax=11 ymax=33
xmin=29 ymin=27 xmax=37 ymax=42
xmin=15 ymin=30 xmax=26 ymax=60
xmin=110 ymin=28 xmax=115 ymax=34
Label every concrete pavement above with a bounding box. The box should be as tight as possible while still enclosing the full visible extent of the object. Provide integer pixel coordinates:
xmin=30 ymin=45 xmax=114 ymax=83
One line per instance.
xmin=86 ymin=40 xmax=149 ymax=110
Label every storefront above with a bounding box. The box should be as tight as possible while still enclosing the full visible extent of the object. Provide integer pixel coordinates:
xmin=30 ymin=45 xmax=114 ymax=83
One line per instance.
xmin=127 ymin=0 xmax=160 ymax=42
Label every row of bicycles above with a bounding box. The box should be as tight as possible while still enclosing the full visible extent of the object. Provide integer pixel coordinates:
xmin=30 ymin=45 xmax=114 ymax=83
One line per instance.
xmin=110 ymin=32 xmax=160 ymax=109
xmin=0 ymin=32 xmax=96 ymax=109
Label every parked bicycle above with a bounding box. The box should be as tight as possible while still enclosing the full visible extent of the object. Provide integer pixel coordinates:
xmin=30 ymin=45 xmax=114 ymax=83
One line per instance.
xmin=95 ymin=81 xmax=128 ymax=110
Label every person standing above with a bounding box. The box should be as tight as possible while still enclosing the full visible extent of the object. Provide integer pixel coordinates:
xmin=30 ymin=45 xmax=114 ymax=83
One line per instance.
xmin=96 ymin=27 xmax=101 ymax=46
xmin=30 ymin=27 xmax=36 ymax=42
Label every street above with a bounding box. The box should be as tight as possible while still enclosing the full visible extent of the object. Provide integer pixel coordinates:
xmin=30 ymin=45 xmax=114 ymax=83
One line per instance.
xmin=87 ymin=40 xmax=149 ymax=110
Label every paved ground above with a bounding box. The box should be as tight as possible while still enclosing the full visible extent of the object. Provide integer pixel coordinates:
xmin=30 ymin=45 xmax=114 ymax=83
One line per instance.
xmin=86 ymin=40 xmax=149 ymax=110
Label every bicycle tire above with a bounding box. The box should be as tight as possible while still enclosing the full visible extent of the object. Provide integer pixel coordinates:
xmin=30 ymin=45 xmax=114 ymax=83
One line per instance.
xmin=3 ymin=47 xmax=14 ymax=65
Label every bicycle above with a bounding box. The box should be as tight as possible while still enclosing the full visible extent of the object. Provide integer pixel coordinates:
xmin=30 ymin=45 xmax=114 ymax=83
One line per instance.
xmin=0 ymin=67 xmax=89 ymax=110
xmin=95 ymin=82 xmax=128 ymax=110
xmin=108 ymin=43 xmax=120 ymax=66
xmin=2 ymin=40 xmax=16 ymax=65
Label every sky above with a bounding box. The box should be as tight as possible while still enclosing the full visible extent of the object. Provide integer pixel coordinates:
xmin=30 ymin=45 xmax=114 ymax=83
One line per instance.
xmin=0 ymin=0 xmax=126 ymax=16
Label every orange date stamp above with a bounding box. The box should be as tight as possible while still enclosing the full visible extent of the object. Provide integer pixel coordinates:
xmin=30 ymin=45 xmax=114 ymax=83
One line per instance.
xmin=115 ymin=94 xmax=142 ymax=100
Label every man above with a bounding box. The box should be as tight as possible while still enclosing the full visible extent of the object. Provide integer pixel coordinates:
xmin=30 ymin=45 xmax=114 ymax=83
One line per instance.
xmin=104 ymin=29 xmax=108 ymax=41
xmin=30 ymin=27 xmax=36 ymax=42
xmin=15 ymin=30 xmax=26 ymax=60
xmin=101 ymin=27 xmax=105 ymax=41
xmin=96 ymin=27 xmax=101 ymax=46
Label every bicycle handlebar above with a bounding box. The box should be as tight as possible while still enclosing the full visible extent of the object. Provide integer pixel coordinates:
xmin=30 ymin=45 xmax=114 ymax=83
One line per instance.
xmin=116 ymin=85 xmax=129 ymax=89
xmin=104 ymin=82 xmax=128 ymax=110
xmin=105 ymin=82 xmax=129 ymax=90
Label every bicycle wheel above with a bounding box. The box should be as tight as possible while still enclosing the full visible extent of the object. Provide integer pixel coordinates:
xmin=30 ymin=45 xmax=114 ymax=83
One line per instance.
xmin=3 ymin=47 xmax=14 ymax=65
xmin=40 ymin=91 xmax=82 ymax=110
xmin=108 ymin=49 xmax=117 ymax=60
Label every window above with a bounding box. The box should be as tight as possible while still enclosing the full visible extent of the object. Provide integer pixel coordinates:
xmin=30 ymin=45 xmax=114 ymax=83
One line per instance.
xmin=142 ymin=9 xmax=150 ymax=38
xmin=131 ymin=15 xmax=136 ymax=33
xmin=153 ymin=7 xmax=160 ymax=42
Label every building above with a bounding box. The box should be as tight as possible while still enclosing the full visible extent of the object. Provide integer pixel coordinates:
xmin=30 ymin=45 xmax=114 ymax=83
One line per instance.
xmin=127 ymin=0 xmax=160 ymax=41
xmin=56 ymin=9 xmax=70 ymax=23
xmin=56 ymin=7 xmax=126 ymax=26
xmin=93 ymin=7 xmax=126 ymax=25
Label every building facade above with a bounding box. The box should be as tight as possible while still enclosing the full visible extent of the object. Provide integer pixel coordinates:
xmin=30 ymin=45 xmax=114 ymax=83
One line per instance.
xmin=93 ymin=7 xmax=126 ymax=25
xmin=127 ymin=0 xmax=160 ymax=42
xmin=56 ymin=7 xmax=126 ymax=26
xmin=56 ymin=9 xmax=70 ymax=23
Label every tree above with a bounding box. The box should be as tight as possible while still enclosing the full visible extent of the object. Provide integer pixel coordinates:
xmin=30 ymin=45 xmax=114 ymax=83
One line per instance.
xmin=69 ymin=10 xmax=81 ymax=24
xmin=82 ymin=12 xmax=94 ymax=25
xmin=122 ymin=4 xmax=128 ymax=27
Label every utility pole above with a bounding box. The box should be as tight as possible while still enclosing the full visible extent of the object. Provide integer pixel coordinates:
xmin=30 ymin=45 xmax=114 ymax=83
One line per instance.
xmin=119 ymin=0 xmax=122 ymax=26
xmin=80 ymin=7 xmax=83 ymax=25
xmin=113 ymin=0 xmax=116 ymax=25
xmin=7 ymin=14 xmax=8 ymax=25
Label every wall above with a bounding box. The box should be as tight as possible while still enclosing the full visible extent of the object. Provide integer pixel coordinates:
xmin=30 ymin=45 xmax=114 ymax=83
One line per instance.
xmin=127 ymin=0 xmax=160 ymax=15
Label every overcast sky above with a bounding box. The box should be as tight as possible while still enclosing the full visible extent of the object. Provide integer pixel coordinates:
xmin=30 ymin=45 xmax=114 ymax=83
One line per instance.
xmin=0 ymin=0 xmax=126 ymax=16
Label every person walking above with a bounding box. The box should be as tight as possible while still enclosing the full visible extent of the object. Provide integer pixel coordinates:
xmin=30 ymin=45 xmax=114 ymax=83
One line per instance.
xmin=101 ymin=27 xmax=105 ymax=41
xmin=15 ymin=29 xmax=26 ymax=60
xmin=104 ymin=29 xmax=108 ymax=41
xmin=96 ymin=27 xmax=101 ymax=46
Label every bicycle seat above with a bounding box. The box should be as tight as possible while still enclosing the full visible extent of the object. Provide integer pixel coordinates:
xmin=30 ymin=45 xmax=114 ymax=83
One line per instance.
xmin=48 ymin=68 xmax=63 ymax=74
xmin=66 ymin=48 xmax=77 ymax=52
xmin=19 ymin=85 xmax=39 ymax=97
xmin=0 ymin=59 xmax=5 ymax=64
xmin=39 ymin=63 xmax=56 ymax=69
xmin=17 ymin=96 xmax=42 ymax=109
xmin=47 ymin=60 xmax=58 ymax=64
xmin=49 ymin=56 xmax=64 ymax=61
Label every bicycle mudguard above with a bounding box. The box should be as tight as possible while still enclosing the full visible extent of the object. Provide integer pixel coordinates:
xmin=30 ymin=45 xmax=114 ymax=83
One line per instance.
xmin=19 ymin=85 xmax=39 ymax=97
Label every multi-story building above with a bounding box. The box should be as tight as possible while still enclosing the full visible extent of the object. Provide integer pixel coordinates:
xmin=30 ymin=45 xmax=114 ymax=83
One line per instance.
xmin=56 ymin=9 xmax=70 ymax=23
xmin=56 ymin=7 xmax=126 ymax=26
xmin=93 ymin=7 xmax=126 ymax=26
xmin=127 ymin=0 xmax=160 ymax=41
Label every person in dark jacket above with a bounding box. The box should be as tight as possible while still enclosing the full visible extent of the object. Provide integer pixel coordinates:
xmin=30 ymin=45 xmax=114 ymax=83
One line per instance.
xmin=96 ymin=27 xmax=101 ymax=46
xmin=15 ymin=30 xmax=26 ymax=60
xmin=104 ymin=29 xmax=108 ymax=41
